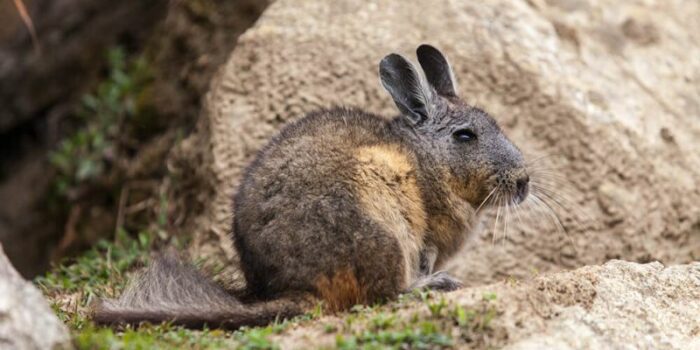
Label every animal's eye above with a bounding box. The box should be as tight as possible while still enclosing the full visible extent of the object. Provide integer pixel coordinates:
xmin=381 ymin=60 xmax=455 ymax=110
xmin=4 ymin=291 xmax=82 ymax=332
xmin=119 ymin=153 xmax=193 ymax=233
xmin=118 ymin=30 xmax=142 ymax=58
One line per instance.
xmin=453 ymin=129 xmax=477 ymax=142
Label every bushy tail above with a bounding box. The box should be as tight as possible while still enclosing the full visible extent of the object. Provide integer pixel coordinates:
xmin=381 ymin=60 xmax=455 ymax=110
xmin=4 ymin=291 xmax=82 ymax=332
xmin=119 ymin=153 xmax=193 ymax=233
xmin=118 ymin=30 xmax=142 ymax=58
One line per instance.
xmin=91 ymin=253 xmax=309 ymax=330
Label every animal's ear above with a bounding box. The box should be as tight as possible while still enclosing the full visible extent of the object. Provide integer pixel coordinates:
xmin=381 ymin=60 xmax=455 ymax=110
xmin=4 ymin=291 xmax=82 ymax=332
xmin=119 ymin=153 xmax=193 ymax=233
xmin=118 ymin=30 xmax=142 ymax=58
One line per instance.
xmin=416 ymin=44 xmax=457 ymax=97
xmin=379 ymin=53 xmax=433 ymax=125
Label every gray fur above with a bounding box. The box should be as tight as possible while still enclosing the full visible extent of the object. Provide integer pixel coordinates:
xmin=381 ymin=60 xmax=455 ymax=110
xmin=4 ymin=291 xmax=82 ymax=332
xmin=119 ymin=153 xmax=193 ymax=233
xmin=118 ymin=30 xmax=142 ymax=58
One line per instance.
xmin=417 ymin=44 xmax=458 ymax=97
xmin=92 ymin=252 xmax=307 ymax=329
xmin=99 ymin=252 xmax=241 ymax=314
xmin=92 ymin=44 xmax=529 ymax=330
xmin=407 ymin=271 xmax=464 ymax=292
xmin=380 ymin=53 xmax=435 ymax=124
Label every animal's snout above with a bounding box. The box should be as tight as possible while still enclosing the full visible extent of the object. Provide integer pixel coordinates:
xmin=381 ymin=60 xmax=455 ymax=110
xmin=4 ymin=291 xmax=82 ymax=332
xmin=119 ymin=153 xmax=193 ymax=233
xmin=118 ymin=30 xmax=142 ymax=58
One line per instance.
xmin=515 ymin=174 xmax=529 ymax=204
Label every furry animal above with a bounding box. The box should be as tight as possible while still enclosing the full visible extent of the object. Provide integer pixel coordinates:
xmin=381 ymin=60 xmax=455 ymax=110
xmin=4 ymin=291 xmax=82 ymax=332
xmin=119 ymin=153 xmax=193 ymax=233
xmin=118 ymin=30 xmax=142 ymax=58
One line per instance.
xmin=92 ymin=44 xmax=529 ymax=329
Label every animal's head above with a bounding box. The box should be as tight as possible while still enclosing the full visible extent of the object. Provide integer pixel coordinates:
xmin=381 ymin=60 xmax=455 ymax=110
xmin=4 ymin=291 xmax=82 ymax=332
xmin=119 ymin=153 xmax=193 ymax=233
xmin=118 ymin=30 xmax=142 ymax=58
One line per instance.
xmin=379 ymin=44 xmax=528 ymax=208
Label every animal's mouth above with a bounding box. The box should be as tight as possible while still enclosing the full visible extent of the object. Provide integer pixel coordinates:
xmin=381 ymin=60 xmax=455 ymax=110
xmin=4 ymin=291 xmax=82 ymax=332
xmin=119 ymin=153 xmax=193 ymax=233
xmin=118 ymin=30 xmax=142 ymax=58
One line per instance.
xmin=478 ymin=174 xmax=530 ymax=209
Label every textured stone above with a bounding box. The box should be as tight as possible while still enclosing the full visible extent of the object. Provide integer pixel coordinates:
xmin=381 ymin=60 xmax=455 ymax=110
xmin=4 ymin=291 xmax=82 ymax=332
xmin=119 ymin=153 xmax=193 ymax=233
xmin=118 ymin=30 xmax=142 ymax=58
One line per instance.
xmin=0 ymin=244 xmax=72 ymax=350
xmin=499 ymin=261 xmax=700 ymax=349
xmin=272 ymin=260 xmax=700 ymax=349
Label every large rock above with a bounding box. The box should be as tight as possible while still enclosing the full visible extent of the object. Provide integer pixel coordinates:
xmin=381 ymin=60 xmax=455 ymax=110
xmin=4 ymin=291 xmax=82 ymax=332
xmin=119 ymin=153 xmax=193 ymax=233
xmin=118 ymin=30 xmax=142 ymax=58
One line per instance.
xmin=498 ymin=261 xmax=700 ymax=349
xmin=271 ymin=260 xmax=700 ymax=349
xmin=0 ymin=0 xmax=167 ymax=133
xmin=0 ymin=244 xmax=71 ymax=349
xmin=174 ymin=0 xmax=700 ymax=286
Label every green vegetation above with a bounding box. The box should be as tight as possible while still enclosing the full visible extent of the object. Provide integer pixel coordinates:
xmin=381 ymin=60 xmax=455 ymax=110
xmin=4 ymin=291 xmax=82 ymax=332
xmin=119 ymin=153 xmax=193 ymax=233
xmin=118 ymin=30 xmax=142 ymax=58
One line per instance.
xmin=38 ymin=230 xmax=500 ymax=349
xmin=74 ymin=324 xmax=235 ymax=350
xmin=331 ymin=291 xmax=499 ymax=350
xmin=36 ymin=229 xmax=154 ymax=331
xmin=35 ymin=229 xmax=326 ymax=349
xmin=37 ymin=229 xmax=151 ymax=296
xmin=335 ymin=322 xmax=453 ymax=350
xmin=35 ymin=230 xmax=276 ymax=349
xmin=234 ymin=327 xmax=279 ymax=350
xmin=49 ymin=47 xmax=154 ymax=200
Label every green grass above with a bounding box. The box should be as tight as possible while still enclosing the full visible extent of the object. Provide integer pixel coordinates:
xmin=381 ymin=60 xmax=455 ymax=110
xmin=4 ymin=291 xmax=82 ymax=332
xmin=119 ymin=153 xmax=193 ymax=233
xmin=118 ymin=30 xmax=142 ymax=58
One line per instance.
xmin=234 ymin=326 xmax=279 ymax=350
xmin=36 ymin=229 xmax=153 ymax=332
xmin=37 ymin=229 xmax=499 ymax=349
xmin=37 ymin=229 xmax=151 ymax=295
xmin=74 ymin=324 xmax=235 ymax=350
xmin=34 ymin=230 xmax=313 ymax=349
xmin=330 ymin=290 xmax=499 ymax=350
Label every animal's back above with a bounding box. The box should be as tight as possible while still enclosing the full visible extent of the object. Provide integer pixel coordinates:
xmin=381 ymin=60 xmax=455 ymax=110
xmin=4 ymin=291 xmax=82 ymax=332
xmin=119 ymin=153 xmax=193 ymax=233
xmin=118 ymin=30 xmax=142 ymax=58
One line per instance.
xmin=233 ymin=108 xmax=425 ymax=309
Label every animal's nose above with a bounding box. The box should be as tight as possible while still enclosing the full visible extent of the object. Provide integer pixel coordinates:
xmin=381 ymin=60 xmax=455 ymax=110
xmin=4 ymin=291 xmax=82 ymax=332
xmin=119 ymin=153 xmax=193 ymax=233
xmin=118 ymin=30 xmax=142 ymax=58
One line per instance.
xmin=515 ymin=175 xmax=530 ymax=203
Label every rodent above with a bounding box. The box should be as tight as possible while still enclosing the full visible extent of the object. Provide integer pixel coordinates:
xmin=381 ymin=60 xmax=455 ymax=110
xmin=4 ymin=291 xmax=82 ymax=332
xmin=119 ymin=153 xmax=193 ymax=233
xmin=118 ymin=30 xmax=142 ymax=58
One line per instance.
xmin=92 ymin=44 xmax=529 ymax=329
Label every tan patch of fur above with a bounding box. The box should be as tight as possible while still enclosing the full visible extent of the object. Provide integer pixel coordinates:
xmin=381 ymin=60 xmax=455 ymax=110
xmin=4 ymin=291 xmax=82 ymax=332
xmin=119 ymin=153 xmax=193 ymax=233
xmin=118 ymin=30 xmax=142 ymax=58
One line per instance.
xmin=354 ymin=144 xmax=427 ymax=286
xmin=425 ymin=167 xmax=482 ymax=268
xmin=314 ymin=268 xmax=367 ymax=312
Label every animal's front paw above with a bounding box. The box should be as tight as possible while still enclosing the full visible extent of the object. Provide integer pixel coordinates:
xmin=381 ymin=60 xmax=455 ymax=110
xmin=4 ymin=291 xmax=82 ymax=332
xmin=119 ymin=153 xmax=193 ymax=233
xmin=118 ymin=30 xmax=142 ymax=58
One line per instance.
xmin=423 ymin=271 xmax=463 ymax=291
xmin=406 ymin=270 xmax=464 ymax=292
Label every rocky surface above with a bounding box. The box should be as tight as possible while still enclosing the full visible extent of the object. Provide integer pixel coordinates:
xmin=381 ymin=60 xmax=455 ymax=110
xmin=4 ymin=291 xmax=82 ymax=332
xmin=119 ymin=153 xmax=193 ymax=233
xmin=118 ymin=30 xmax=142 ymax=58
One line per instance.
xmin=0 ymin=244 xmax=72 ymax=349
xmin=272 ymin=260 xmax=700 ymax=349
xmin=0 ymin=0 xmax=167 ymax=134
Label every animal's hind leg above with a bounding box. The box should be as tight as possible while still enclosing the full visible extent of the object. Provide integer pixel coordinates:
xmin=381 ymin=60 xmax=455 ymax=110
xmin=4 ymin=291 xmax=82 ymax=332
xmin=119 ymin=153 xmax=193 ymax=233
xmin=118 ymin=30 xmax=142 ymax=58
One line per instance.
xmin=314 ymin=228 xmax=408 ymax=311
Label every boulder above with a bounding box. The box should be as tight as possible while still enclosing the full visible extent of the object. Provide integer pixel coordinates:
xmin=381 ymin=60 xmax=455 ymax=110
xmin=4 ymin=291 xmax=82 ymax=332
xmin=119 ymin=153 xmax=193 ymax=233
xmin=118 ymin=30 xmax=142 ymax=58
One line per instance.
xmin=272 ymin=260 xmax=700 ymax=349
xmin=0 ymin=244 xmax=72 ymax=349
xmin=496 ymin=261 xmax=700 ymax=349
xmin=174 ymin=0 xmax=700 ymax=287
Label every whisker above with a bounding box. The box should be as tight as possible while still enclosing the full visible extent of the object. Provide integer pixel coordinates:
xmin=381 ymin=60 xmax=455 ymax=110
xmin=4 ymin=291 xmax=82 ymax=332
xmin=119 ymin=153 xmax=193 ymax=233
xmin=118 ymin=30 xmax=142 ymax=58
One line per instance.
xmin=525 ymin=153 xmax=561 ymax=166
xmin=528 ymin=171 xmax=583 ymax=205
xmin=528 ymin=169 xmax=571 ymax=182
xmin=530 ymin=193 xmax=578 ymax=252
xmin=512 ymin=196 xmax=526 ymax=232
xmin=502 ymin=197 xmax=508 ymax=245
xmin=520 ymin=196 xmax=547 ymax=231
xmin=530 ymin=182 xmax=594 ymax=225
xmin=491 ymin=189 xmax=502 ymax=245
xmin=530 ymin=178 xmax=580 ymax=199
xmin=530 ymin=183 xmax=570 ymax=213
xmin=504 ymin=195 xmax=515 ymax=246
xmin=475 ymin=186 xmax=498 ymax=214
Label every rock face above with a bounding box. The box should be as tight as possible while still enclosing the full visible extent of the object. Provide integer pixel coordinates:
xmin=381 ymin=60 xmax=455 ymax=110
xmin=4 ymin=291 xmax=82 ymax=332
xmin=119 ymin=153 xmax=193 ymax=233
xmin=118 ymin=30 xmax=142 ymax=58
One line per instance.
xmin=498 ymin=261 xmax=700 ymax=349
xmin=0 ymin=0 xmax=167 ymax=133
xmin=271 ymin=260 xmax=700 ymax=349
xmin=175 ymin=0 xmax=700 ymax=286
xmin=0 ymin=244 xmax=72 ymax=350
